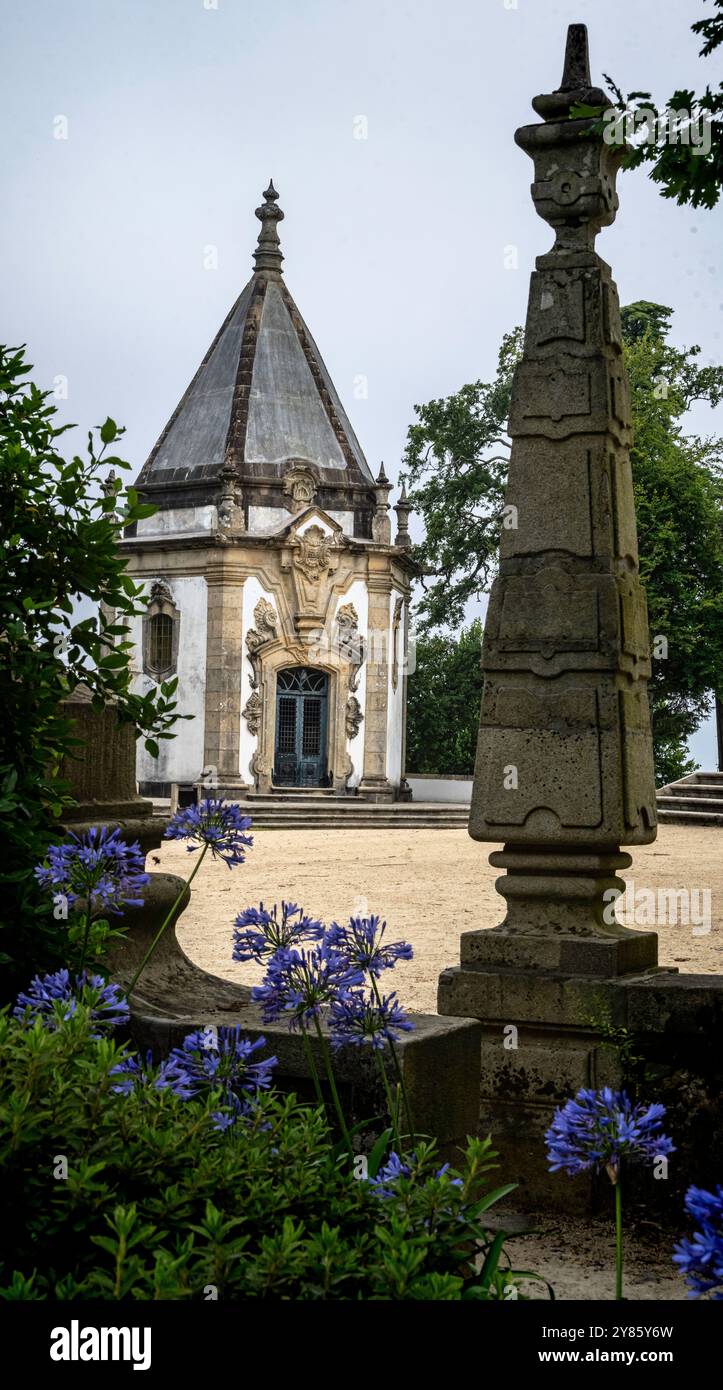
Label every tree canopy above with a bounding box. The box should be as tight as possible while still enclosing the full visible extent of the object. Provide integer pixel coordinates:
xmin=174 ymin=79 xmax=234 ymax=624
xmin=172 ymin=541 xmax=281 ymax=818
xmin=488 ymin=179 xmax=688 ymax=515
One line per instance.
xmin=404 ymin=306 xmax=723 ymax=783
xmin=406 ymin=621 xmax=483 ymax=776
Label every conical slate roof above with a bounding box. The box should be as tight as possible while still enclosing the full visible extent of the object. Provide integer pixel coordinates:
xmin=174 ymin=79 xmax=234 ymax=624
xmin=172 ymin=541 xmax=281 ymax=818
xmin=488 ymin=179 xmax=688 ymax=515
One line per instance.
xmin=136 ymin=183 xmax=374 ymax=498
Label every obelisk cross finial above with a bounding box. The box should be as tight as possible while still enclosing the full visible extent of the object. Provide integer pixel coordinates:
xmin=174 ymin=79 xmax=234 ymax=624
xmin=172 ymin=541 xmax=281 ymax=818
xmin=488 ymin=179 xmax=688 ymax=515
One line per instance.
xmin=520 ymin=24 xmax=618 ymax=251
xmin=253 ymin=179 xmax=285 ymax=276
xmin=559 ymin=22 xmax=591 ymax=90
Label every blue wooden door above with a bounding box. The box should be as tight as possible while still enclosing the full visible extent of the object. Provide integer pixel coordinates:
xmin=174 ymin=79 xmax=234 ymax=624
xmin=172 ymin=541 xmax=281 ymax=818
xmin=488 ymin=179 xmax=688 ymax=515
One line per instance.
xmin=274 ymin=668 xmax=329 ymax=786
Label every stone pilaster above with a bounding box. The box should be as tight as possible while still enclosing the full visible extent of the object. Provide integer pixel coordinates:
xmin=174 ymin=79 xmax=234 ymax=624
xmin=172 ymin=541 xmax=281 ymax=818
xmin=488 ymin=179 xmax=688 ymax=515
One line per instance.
xmin=398 ymin=596 xmax=413 ymax=800
xmin=359 ymin=559 xmax=394 ymax=800
xmin=202 ymin=557 xmax=248 ymax=794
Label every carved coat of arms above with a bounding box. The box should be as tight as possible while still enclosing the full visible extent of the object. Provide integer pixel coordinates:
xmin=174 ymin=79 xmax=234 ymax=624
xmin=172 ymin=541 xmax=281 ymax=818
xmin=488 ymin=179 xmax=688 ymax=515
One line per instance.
xmin=293 ymin=524 xmax=334 ymax=583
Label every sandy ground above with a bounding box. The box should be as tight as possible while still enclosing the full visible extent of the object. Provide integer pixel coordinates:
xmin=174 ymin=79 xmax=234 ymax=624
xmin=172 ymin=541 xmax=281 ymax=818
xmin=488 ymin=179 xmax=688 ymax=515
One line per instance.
xmin=501 ymin=1213 xmax=687 ymax=1300
xmin=157 ymin=823 xmax=723 ymax=1014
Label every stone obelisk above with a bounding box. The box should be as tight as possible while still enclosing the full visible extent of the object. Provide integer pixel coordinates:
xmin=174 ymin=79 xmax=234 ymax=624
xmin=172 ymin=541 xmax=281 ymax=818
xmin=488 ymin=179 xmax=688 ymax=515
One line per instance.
xmin=465 ymin=23 xmax=657 ymax=972
xmin=438 ymin=24 xmax=662 ymax=1199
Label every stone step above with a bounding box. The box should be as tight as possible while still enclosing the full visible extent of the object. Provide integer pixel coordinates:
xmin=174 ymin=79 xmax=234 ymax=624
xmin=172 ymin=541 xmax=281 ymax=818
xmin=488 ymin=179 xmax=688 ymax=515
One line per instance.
xmin=657 ymin=808 xmax=723 ymax=827
xmin=235 ymin=799 xmax=466 ymax=811
xmin=654 ymin=770 xmax=723 ymax=826
xmin=250 ymin=819 xmax=468 ymax=830
xmin=237 ymin=806 xmax=470 ymax=829
xmin=153 ymin=798 xmax=470 ymax=829
xmin=658 ymin=784 xmax=723 ymax=800
xmin=657 ymin=794 xmax=723 ymax=812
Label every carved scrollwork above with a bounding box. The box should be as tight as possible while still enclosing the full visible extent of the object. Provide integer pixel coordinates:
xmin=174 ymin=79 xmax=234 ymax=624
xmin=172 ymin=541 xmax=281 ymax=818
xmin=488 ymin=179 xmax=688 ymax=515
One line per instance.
xmin=345 ymin=695 xmax=364 ymax=740
xmin=246 ymin=598 xmax=278 ymax=690
xmin=283 ymin=463 xmax=317 ymax=513
xmin=242 ymin=690 xmax=262 ymax=736
xmin=251 ymin=749 xmax=272 ymax=784
xmin=149 ymin=578 xmax=174 ymax=605
xmin=217 ymin=456 xmax=245 ymax=534
xmin=336 ymin=602 xmax=365 ymax=691
xmin=391 ymin=597 xmax=403 ymax=692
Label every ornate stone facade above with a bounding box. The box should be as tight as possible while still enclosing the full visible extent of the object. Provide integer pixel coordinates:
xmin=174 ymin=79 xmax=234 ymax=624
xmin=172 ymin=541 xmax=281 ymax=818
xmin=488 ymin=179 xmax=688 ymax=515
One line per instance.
xmin=123 ymin=183 xmax=414 ymax=800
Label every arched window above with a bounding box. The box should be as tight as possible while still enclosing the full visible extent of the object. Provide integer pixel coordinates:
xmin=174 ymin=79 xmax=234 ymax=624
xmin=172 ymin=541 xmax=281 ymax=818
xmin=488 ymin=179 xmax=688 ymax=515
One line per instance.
xmin=147 ymin=612 xmax=173 ymax=675
xmin=142 ymin=579 xmax=179 ymax=682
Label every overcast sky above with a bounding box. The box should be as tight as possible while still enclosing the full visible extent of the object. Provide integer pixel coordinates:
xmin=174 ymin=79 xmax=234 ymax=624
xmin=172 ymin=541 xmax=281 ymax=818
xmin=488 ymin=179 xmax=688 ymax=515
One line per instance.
xmin=2 ymin=0 xmax=720 ymax=765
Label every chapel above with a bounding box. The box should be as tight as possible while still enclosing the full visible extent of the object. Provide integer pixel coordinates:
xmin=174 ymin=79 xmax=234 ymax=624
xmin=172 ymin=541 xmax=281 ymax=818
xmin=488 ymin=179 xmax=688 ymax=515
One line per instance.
xmin=122 ymin=182 xmax=415 ymax=801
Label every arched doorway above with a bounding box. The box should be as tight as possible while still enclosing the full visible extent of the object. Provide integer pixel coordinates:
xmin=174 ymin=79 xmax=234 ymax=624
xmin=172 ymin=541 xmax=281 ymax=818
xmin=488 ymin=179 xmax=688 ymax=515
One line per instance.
xmin=273 ymin=667 xmax=329 ymax=787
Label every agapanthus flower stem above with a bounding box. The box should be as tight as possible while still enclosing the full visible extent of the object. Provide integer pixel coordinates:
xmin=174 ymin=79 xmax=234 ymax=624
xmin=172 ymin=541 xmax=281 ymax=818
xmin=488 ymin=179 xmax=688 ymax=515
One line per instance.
xmin=312 ymin=1015 xmax=353 ymax=1159
xmin=300 ymin=1024 xmax=326 ymax=1112
xmin=375 ymin=1049 xmax=401 ymax=1150
xmin=127 ymin=843 xmax=208 ymax=996
xmin=78 ymin=909 xmax=92 ymax=973
xmin=615 ymin=1176 xmax=624 ymax=1301
xmin=370 ymin=974 xmax=415 ymax=1146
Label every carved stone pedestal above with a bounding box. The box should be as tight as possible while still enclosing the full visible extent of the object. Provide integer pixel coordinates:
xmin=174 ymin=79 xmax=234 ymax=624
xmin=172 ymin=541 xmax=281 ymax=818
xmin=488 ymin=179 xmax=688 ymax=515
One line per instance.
xmin=60 ymin=690 xmax=160 ymax=853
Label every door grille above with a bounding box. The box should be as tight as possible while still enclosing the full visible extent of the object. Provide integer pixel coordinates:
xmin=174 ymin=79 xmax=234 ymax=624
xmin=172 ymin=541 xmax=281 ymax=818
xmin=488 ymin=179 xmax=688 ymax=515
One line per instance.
xmin=302 ymin=698 xmax=322 ymax=756
xmin=277 ymin=697 xmax=296 ymax=754
xmin=273 ymin=667 xmax=329 ymax=786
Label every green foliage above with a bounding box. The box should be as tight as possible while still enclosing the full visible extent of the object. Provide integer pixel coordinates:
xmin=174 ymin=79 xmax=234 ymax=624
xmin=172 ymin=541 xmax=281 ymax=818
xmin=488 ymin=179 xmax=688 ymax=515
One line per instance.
xmin=0 ymin=1006 xmax=537 ymax=1301
xmin=404 ymin=306 xmax=723 ymax=783
xmin=407 ymin=622 xmax=483 ymax=775
xmin=403 ymin=331 xmax=520 ymax=631
xmin=0 ymin=345 xmax=184 ymax=993
xmin=622 ymin=303 xmax=723 ymax=782
xmin=602 ymin=1 xmax=723 ymax=209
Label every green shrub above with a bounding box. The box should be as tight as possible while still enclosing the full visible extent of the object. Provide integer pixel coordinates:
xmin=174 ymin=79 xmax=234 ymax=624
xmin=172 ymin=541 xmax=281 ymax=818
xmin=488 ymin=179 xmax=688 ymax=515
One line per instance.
xmin=0 ymin=344 xmax=183 ymax=996
xmin=0 ymin=1005 xmax=534 ymax=1301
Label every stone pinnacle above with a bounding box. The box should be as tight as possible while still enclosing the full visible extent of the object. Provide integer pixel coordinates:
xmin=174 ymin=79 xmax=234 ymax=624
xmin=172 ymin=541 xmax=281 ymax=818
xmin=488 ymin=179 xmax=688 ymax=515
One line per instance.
xmin=253 ymin=179 xmax=285 ymax=276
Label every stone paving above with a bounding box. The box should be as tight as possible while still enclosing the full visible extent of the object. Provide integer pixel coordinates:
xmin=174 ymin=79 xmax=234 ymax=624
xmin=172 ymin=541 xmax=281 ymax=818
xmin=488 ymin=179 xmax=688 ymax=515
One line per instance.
xmin=157 ymin=823 xmax=723 ymax=1015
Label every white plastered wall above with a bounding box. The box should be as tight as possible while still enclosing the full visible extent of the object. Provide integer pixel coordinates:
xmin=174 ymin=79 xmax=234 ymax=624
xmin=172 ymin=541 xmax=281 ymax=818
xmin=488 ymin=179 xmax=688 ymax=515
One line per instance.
xmin=135 ymin=506 xmax=216 ymax=537
xmin=239 ymin=576 xmax=277 ymax=783
xmin=248 ymin=506 xmax=354 ymax=537
xmin=132 ymin=575 xmax=208 ymax=785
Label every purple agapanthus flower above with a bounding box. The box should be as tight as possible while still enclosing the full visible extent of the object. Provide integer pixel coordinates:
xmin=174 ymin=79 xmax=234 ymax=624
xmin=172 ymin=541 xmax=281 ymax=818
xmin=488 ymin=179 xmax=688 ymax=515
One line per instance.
xmin=13 ymin=969 xmax=129 ymax=1037
xmin=370 ymin=1150 xmax=463 ymax=1199
xmin=232 ymin=901 xmax=324 ymax=964
xmin=371 ymin=1151 xmax=411 ymax=1196
xmin=111 ymin=1029 xmax=276 ymax=1129
xmin=34 ymin=825 xmax=149 ymax=917
xmin=164 ymin=798 xmax=253 ymax=868
xmin=325 ymin=915 xmax=413 ymax=977
xmin=109 ymin=1049 xmax=194 ymax=1098
xmin=545 ymin=1088 xmax=675 ymax=1182
xmin=164 ymin=1027 xmax=277 ymax=1128
xmin=329 ymin=988 xmax=414 ymax=1052
xmin=673 ymin=1185 xmax=723 ymax=1299
xmin=252 ymin=943 xmax=364 ymax=1030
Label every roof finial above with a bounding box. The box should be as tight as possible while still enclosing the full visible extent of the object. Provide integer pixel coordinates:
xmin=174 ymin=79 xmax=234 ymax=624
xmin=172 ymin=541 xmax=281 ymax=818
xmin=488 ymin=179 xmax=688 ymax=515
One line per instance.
xmin=253 ymin=179 xmax=284 ymax=276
